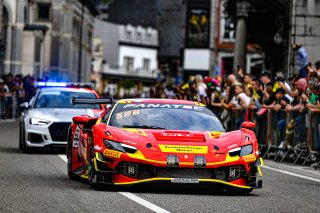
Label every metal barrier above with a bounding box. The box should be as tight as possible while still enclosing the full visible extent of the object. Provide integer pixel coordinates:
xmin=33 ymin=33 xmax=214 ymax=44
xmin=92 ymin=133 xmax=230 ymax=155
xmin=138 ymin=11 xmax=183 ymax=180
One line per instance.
xmin=212 ymin=103 xmax=320 ymax=166
xmin=0 ymin=93 xmax=17 ymax=121
xmin=301 ymin=110 xmax=320 ymax=166
xmin=261 ymin=109 xmax=286 ymax=159
xmin=229 ymin=109 xmax=246 ymax=131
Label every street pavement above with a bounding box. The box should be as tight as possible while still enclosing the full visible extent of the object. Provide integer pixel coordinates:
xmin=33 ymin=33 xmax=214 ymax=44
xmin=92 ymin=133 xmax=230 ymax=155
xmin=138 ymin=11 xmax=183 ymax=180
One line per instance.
xmin=1 ymin=121 xmax=320 ymax=212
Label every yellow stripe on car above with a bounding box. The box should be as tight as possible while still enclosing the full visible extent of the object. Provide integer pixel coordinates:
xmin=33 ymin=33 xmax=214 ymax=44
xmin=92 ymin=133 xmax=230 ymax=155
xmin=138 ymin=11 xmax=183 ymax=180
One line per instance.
xmin=114 ymin=177 xmax=251 ymax=189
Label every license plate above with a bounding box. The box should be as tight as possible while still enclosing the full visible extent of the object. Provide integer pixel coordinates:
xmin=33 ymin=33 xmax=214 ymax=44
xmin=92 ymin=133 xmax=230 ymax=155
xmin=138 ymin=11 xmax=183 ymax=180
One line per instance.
xmin=171 ymin=178 xmax=199 ymax=184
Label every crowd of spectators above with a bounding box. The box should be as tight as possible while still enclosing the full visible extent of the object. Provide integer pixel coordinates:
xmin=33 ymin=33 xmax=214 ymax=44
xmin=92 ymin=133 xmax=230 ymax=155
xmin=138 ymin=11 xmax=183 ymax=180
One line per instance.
xmin=0 ymin=74 xmax=36 ymax=118
xmin=148 ymin=62 xmax=320 ymax=167
xmin=150 ymin=63 xmax=320 ymax=122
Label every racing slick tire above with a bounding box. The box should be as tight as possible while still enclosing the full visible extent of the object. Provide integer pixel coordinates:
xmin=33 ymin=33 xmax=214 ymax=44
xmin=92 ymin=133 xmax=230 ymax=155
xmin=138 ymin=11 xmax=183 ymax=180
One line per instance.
xmin=67 ymin=130 xmax=77 ymax=180
xmin=227 ymin=188 xmax=253 ymax=194
xmin=88 ymin=142 xmax=108 ymax=190
xmin=88 ymin=146 xmax=104 ymax=190
xmin=88 ymin=158 xmax=100 ymax=189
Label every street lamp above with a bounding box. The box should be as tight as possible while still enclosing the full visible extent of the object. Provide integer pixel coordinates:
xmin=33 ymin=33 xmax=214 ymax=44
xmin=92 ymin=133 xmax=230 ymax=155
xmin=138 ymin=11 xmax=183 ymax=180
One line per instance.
xmin=274 ymin=31 xmax=283 ymax=45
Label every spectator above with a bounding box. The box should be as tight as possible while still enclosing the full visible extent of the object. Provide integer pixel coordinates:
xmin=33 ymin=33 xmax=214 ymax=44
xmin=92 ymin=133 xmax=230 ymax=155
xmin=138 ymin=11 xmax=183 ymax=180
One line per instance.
xmin=292 ymin=43 xmax=308 ymax=78
xmin=230 ymin=83 xmax=251 ymax=110
xmin=243 ymin=74 xmax=253 ymax=90
xmin=286 ymin=78 xmax=309 ymax=112
xmin=164 ymin=84 xmax=176 ymax=99
xmin=263 ymin=88 xmax=290 ymax=112
xmin=195 ymin=74 xmax=208 ymax=104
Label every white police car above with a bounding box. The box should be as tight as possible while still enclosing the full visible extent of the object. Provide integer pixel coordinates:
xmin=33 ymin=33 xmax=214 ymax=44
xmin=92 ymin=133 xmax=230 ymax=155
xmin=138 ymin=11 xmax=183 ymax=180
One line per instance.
xmin=19 ymin=82 xmax=104 ymax=152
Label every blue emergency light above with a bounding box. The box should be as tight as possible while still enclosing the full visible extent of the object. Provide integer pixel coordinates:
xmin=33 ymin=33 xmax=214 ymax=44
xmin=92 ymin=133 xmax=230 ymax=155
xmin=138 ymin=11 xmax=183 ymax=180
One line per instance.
xmin=36 ymin=81 xmax=94 ymax=88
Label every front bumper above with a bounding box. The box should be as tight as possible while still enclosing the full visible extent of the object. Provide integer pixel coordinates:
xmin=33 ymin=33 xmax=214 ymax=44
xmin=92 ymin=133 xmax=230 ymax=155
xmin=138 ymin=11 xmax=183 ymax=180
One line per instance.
xmin=91 ymin=155 xmax=263 ymax=190
xmin=24 ymin=121 xmax=70 ymax=148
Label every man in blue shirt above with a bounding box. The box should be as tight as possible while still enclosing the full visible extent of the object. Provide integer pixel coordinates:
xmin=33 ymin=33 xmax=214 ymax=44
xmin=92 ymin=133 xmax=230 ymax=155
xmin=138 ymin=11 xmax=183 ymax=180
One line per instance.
xmin=293 ymin=43 xmax=308 ymax=77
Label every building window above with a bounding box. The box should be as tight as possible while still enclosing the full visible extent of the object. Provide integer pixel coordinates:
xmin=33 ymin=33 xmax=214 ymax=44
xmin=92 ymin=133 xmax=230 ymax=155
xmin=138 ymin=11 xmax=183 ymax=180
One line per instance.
xmin=187 ymin=8 xmax=209 ymax=47
xmin=146 ymin=33 xmax=151 ymax=43
xmin=137 ymin=32 xmax=142 ymax=43
xmin=124 ymin=56 xmax=134 ymax=71
xmin=220 ymin=0 xmax=235 ymax=42
xmin=142 ymin=58 xmax=150 ymax=71
xmin=126 ymin=31 xmax=131 ymax=41
xmin=37 ymin=3 xmax=51 ymax=21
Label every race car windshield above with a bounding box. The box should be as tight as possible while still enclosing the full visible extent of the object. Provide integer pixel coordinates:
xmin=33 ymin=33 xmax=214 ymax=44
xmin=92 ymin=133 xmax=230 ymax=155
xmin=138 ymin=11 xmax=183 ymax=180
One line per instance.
xmin=34 ymin=91 xmax=101 ymax=109
xmin=109 ymin=103 xmax=225 ymax=132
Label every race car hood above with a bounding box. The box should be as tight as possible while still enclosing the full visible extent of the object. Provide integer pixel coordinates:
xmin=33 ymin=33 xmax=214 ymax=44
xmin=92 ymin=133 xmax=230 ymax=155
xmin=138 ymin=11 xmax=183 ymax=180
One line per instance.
xmin=27 ymin=108 xmax=98 ymax=122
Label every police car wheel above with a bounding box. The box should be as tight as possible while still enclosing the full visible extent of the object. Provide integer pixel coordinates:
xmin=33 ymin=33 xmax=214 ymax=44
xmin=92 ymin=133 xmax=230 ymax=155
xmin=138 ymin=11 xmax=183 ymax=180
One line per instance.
xmin=21 ymin=126 xmax=31 ymax=153
xmin=19 ymin=123 xmax=23 ymax=150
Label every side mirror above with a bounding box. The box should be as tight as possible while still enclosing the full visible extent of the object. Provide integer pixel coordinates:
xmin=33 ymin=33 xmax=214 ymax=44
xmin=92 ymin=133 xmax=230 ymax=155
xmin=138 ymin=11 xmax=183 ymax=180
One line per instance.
xmin=241 ymin=121 xmax=255 ymax=129
xmin=20 ymin=102 xmax=29 ymax=109
xmin=73 ymin=116 xmax=91 ymax=125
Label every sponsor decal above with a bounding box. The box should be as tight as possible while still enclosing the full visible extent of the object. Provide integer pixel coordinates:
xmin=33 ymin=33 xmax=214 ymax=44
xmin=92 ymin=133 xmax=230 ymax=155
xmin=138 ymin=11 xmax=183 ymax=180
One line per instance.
xmin=116 ymin=110 xmax=141 ymax=120
xmin=73 ymin=126 xmax=80 ymax=148
xmin=243 ymin=154 xmax=256 ymax=162
xmin=207 ymin=131 xmax=223 ymax=138
xmin=159 ymin=145 xmax=208 ymax=153
xmin=103 ymin=149 xmax=122 ymax=158
xmin=122 ymin=140 xmax=137 ymax=145
xmin=122 ymin=104 xmax=204 ymax=111
xmin=124 ymin=111 xmax=132 ymax=117
xmin=161 ymin=132 xmax=192 ymax=137
xmin=171 ymin=178 xmax=199 ymax=184
xmin=116 ymin=113 xmax=123 ymax=119
xmin=228 ymin=144 xmax=239 ymax=149
xmin=88 ymin=136 xmax=92 ymax=144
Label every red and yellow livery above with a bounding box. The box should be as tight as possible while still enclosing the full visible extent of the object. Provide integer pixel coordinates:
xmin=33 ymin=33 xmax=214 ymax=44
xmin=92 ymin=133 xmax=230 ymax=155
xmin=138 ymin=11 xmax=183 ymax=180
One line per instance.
xmin=67 ymin=98 xmax=263 ymax=193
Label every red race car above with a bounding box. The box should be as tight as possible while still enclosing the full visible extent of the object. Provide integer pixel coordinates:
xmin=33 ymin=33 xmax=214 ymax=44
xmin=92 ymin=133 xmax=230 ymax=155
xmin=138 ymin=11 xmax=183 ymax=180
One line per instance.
xmin=67 ymin=98 xmax=263 ymax=193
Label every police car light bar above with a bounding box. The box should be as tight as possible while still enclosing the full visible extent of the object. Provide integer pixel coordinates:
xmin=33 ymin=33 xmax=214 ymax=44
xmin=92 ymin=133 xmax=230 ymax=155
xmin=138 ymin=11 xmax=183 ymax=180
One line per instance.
xmin=36 ymin=82 xmax=94 ymax=88
xmin=72 ymin=97 xmax=114 ymax=105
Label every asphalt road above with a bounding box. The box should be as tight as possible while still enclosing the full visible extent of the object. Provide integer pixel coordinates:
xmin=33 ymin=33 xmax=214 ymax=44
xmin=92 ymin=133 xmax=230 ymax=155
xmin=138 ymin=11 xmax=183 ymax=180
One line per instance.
xmin=1 ymin=121 xmax=320 ymax=212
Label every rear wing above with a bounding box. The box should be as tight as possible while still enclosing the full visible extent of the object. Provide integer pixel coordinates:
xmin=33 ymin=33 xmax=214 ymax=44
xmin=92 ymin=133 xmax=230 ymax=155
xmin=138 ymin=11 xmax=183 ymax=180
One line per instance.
xmin=72 ymin=97 xmax=114 ymax=105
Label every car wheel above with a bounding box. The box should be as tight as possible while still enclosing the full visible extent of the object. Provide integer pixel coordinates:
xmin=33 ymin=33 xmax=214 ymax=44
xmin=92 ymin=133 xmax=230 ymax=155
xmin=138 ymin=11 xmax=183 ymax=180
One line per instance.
xmin=67 ymin=130 xmax=77 ymax=180
xmin=88 ymin=142 xmax=104 ymax=190
xmin=88 ymin=157 xmax=101 ymax=189
xmin=21 ymin=125 xmax=31 ymax=153
xmin=19 ymin=123 xmax=23 ymax=150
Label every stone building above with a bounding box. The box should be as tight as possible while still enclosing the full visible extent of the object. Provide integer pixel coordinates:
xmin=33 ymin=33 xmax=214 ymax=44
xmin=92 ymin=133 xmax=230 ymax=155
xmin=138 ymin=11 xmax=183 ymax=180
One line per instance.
xmin=0 ymin=0 xmax=99 ymax=82
xmin=93 ymin=20 xmax=159 ymax=97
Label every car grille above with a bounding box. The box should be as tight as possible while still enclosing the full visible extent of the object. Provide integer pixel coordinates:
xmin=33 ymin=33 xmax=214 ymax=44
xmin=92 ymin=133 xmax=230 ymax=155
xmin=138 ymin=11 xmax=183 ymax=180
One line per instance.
xmin=49 ymin=122 xmax=70 ymax=142
xmin=156 ymin=168 xmax=213 ymax=179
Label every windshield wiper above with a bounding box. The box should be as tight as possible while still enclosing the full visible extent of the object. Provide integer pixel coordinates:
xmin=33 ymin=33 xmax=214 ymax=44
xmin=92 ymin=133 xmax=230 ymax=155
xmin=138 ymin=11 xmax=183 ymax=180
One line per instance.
xmin=123 ymin=125 xmax=167 ymax=129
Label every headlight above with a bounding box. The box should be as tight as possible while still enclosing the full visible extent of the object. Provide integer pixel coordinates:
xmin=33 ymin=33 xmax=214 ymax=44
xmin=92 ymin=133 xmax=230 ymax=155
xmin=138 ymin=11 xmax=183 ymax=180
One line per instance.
xmin=30 ymin=118 xmax=50 ymax=126
xmin=104 ymin=140 xmax=137 ymax=153
xmin=240 ymin=145 xmax=253 ymax=156
xmin=228 ymin=147 xmax=241 ymax=157
xmin=228 ymin=145 xmax=253 ymax=156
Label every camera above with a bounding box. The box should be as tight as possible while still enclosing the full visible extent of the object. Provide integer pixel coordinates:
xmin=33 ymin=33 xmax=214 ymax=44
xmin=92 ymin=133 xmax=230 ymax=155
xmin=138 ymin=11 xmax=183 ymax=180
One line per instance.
xmin=275 ymin=76 xmax=285 ymax=82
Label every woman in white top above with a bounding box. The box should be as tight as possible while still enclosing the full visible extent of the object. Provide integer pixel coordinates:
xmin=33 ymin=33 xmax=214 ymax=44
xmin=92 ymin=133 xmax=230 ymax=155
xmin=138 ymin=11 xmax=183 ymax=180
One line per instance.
xmin=231 ymin=83 xmax=251 ymax=109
